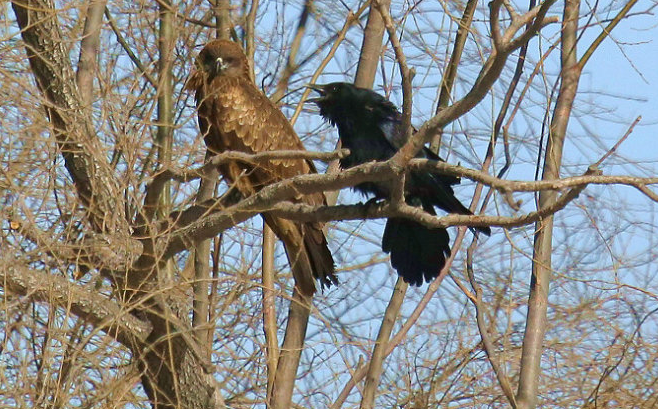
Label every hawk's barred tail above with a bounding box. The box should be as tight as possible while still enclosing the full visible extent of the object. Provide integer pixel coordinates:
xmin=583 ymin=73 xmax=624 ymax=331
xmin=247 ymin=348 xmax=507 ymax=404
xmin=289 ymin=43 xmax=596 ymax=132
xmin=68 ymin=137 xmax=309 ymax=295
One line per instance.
xmin=263 ymin=214 xmax=336 ymax=296
xmin=302 ymin=224 xmax=337 ymax=291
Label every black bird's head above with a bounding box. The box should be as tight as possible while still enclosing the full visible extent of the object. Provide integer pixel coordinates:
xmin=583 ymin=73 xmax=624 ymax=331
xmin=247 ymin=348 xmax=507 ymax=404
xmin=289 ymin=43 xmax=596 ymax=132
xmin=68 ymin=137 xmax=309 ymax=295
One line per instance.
xmin=306 ymin=82 xmax=358 ymax=102
xmin=307 ymin=82 xmax=399 ymax=127
xmin=306 ymin=82 xmax=358 ymax=124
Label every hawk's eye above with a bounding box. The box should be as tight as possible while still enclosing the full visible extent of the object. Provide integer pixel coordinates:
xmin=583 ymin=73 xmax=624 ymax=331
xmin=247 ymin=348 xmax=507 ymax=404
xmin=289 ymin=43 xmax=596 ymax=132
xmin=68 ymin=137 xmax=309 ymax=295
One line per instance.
xmin=203 ymin=53 xmax=215 ymax=66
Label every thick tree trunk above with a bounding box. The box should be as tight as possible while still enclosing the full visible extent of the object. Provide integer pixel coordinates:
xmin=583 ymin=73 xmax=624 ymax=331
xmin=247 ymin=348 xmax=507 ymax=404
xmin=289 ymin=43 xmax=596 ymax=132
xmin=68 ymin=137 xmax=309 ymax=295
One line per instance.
xmin=12 ymin=2 xmax=223 ymax=407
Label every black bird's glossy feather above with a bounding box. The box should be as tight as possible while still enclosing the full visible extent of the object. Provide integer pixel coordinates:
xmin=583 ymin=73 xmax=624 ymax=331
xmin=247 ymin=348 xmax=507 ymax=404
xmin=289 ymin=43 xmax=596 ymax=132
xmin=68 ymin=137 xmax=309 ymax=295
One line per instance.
xmin=310 ymin=82 xmax=490 ymax=286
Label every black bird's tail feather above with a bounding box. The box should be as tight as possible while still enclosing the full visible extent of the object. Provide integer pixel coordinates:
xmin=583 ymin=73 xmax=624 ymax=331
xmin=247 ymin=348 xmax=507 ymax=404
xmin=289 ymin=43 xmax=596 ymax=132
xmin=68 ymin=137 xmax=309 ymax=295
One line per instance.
xmin=382 ymin=217 xmax=450 ymax=286
xmin=420 ymin=172 xmax=492 ymax=236
xmin=440 ymin=193 xmax=492 ymax=236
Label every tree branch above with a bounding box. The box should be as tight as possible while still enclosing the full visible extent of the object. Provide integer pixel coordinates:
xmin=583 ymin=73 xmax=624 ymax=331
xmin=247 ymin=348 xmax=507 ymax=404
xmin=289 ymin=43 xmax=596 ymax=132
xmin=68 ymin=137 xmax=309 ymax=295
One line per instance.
xmin=291 ymin=1 xmax=371 ymax=124
xmin=161 ymin=157 xmax=657 ymax=260
xmin=354 ymin=0 xmax=389 ymax=88
xmin=578 ymin=0 xmax=639 ymax=70
xmin=1 ymin=260 xmax=152 ymax=348
xmin=272 ymin=0 xmax=312 ymax=103
xmin=262 ymin=226 xmax=279 ymax=403
xmin=375 ymin=2 xmax=414 ymax=138
xmin=394 ymin=0 xmax=558 ymax=163
xmin=76 ymin=0 xmax=106 ymax=106
xmin=104 ymin=8 xmax=158 ymax=87
xmin=270 ymin=289 xmax=313 ymax=409
xmin=332 ymin=228 xmax=470 ymax=408
xmin=12 ymin=0 xmax=129 ymax=236
xmin=360 ymin=279 xmax=407 ymax=409
xmin=431 ymin=0 xmax=479 ymax=152
xmin=466 ymin=252 xmax=517 ymax=407
xmin=516 ymin=0 xmax=581 ymax=406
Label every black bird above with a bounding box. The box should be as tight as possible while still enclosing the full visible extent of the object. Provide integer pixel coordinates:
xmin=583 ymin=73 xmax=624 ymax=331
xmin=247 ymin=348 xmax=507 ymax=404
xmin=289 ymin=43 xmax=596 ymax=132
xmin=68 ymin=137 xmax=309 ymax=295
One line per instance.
xmin=308 ymin=82 xmax=490 ymax=286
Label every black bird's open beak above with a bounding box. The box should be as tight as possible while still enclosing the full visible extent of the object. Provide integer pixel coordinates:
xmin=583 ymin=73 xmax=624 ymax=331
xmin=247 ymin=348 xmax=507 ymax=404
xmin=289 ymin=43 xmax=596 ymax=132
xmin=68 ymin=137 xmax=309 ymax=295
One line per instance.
xmin=304 ymin=84 xmax=325 ymax=103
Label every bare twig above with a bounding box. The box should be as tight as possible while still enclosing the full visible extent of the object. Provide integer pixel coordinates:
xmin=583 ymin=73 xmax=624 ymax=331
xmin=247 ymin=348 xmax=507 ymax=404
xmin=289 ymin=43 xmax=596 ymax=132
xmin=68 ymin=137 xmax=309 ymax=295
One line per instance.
xmin=634 ymin=185 xmax=658 ymax=203
xmin=153 ymin=0 xmax=216 ymax=28
xmin=291 ymin=1 xmax=371 ymax=124
xmin=408 ymin=159 xmax=658 ymax=194
xmin=395 ymin=0 xmax=558 ymax=165
xmin=591 ymin=115 xmax=641 ymax=169
xmin=104 ymin=8 xmax=157 ymax=87
xmin=272 ymin=0 xmax=312 ymax=103
xmin=465 ymin=251 xmax=517 ymax=407
xmin=578 ymin=0 xmax=640 ymax=69
xmin=331 ymin=228 xmax=469 ymax=408
xmin=486 ymin=0 xmax=539 ymax=175
xmin=375 ymin=2 xmax=414 ymax=139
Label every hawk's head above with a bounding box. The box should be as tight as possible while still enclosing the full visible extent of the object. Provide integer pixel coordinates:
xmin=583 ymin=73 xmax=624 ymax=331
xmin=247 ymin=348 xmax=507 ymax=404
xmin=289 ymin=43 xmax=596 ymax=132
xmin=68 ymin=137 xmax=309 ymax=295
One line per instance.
xmin=186 ymin=40 xmax=250 ymax=90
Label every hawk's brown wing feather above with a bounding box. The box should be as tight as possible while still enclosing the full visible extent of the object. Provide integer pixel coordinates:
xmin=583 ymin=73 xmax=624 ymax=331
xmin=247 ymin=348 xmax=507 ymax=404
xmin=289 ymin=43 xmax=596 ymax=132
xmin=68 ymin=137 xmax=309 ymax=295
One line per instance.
xmin=205 ymin=76 xmax=319 ymax=180
xmin=194 ymin=72 xmax=335 ymax=294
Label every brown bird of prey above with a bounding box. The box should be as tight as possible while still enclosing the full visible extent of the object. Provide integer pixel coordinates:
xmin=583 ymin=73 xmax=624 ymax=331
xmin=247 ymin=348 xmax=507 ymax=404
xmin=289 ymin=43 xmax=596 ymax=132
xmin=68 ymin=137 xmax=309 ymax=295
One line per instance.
xmin=186 ymin=40 xmax=336 ymax=295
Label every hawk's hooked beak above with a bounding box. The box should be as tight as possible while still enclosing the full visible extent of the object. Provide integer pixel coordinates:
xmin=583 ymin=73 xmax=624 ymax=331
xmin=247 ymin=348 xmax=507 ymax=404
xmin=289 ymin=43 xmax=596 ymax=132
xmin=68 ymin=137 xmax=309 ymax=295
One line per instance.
xmin=215 ymin=57 xmax=228 ymax=73
xmin=304 ymin=84 xmax=326 ymax=103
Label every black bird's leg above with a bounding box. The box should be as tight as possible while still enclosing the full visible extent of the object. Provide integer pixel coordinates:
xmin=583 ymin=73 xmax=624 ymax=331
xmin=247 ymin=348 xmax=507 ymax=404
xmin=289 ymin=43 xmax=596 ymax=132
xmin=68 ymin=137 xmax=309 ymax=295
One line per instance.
xmin=359 ymin=197 xmax=385 ymax=218
xmin=363 ymin=197 xmax=383 ymax=207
